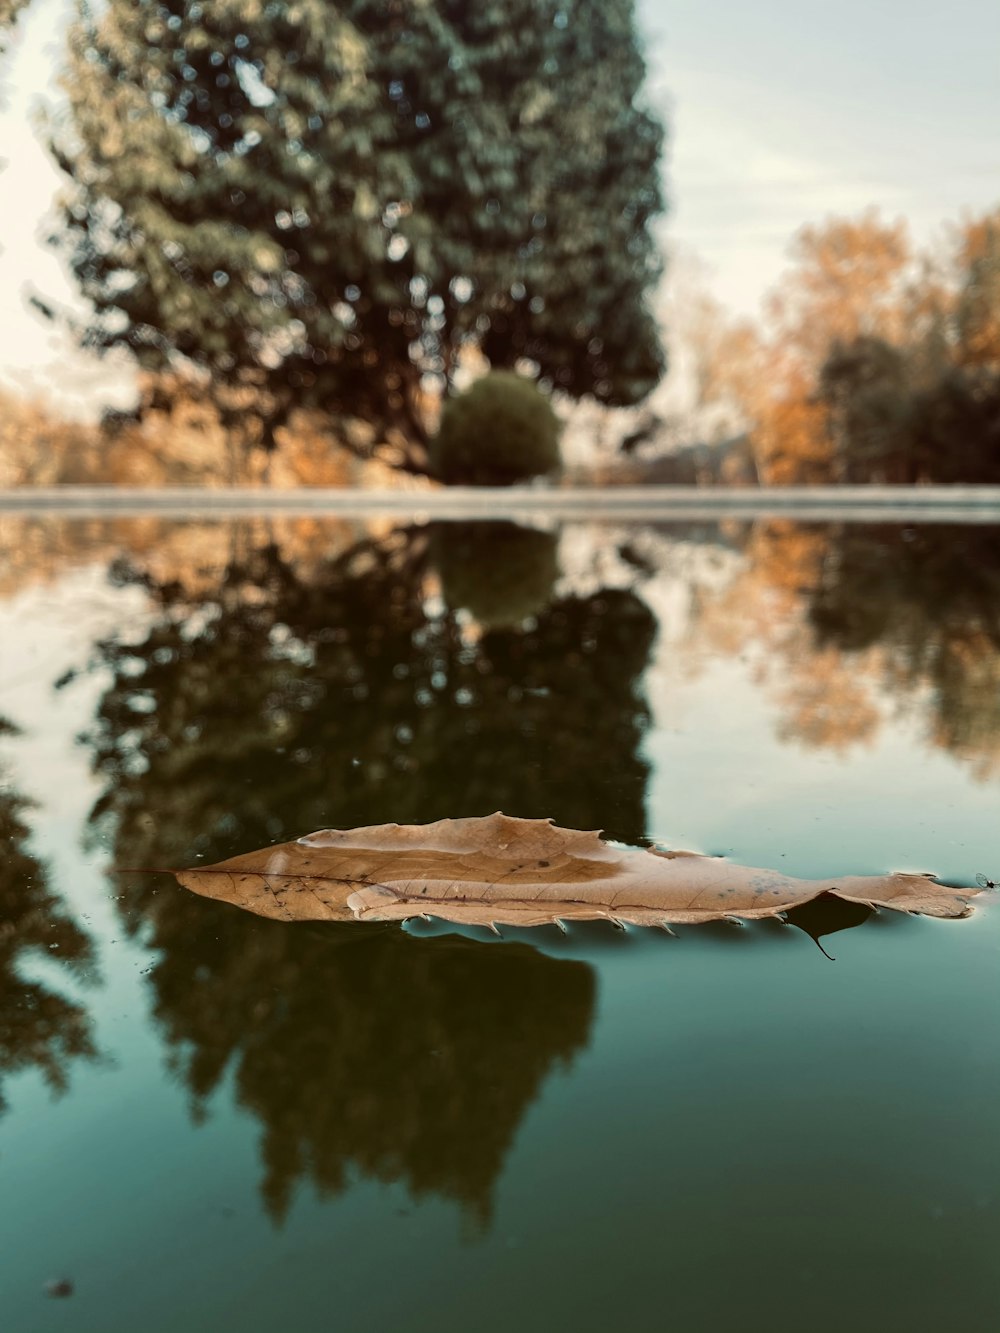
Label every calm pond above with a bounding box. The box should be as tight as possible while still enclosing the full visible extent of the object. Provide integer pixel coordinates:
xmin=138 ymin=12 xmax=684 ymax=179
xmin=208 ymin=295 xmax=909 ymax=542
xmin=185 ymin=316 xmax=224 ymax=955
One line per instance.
xmin=1 ymin=512 xmax=998 ymax=1332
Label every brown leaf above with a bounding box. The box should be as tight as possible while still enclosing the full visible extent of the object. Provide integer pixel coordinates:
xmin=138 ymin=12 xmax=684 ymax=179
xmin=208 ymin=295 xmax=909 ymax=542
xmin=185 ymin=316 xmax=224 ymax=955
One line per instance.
xmin=172 ymin=813 xmax=984 ymax=930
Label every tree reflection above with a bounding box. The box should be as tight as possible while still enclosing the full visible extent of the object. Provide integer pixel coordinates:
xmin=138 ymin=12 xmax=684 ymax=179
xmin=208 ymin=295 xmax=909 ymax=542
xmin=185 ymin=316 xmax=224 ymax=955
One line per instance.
xmin=808 ymin=524 xmax=1000 ymax=775
xmin=141 ymin=908 xmax=594 ymax=1224
xmin=684 ymin=521 xmax=1000 ymax=778
xmin=0 ymin=721 xmax=97 ymax=1114
xmin=85 ymin=522 xmax=655 ymax=1221
xmin=88 ymin=522 xmax=655 ymax=866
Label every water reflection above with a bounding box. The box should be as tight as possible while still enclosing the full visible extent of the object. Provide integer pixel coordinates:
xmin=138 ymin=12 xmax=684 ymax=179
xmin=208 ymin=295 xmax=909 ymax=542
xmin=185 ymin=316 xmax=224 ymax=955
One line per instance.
xmin=0 ymin=720 xmax=97 ymax=1115
xmin=8 ymin=512 xmax=1000 ymax=1227
xmin=433 ymin=520 xmax=560 ymax=628
xmin=86 ymin=522 xmax=656 ymax=863
xmin=686 ymin=521 xmax=1000 ymax=777
xmin=131 ymin=902 xmax=594 ymax=1225
xmin=807 ymin=524 xmax=1000 ymax=772
xmin=81 ymin=520 xmax=651 ymax=1222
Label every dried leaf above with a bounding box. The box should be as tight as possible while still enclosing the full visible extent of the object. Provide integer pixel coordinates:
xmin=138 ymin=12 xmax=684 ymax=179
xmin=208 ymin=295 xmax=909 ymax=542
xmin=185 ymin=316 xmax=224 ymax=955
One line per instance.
xmin=172 ymin=813 xmax=984 ymax=930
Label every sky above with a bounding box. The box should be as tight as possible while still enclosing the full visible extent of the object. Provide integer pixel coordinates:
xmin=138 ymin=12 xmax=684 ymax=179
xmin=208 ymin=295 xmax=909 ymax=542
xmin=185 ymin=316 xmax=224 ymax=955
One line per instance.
xmin=642 ymin=0 xmax=1000 ymax=304
xmin=0 ymin=0 xmax=998 ymax=415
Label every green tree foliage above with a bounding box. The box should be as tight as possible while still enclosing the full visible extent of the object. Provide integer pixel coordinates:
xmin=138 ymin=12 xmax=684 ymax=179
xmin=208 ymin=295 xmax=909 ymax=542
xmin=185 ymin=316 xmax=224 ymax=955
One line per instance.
xmin=0 ymin=720 xmax=98 ymax=1115
xmin=817 ymin=338 xmax=1000 ymax=483
xmin=431 ymin=372 xmax=561 ymax=484
xmin=955 ymin=214 xmax=1000 ymax=372
xmin=818 ymin=337 xmax=913 ymax=482
xmin=50 ymin=1 xmax=666 ymax=467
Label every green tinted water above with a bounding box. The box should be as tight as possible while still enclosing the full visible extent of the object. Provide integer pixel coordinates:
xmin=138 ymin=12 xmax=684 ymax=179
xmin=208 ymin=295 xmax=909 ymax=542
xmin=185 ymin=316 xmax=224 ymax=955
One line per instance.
xmin=0 ymin=516 xmax=997 ymax=1331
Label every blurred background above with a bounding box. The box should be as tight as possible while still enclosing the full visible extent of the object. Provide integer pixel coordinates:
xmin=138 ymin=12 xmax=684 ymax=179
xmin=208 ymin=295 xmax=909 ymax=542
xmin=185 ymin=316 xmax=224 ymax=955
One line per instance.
xmin=1 ymin=0 xmax=999 ymax=488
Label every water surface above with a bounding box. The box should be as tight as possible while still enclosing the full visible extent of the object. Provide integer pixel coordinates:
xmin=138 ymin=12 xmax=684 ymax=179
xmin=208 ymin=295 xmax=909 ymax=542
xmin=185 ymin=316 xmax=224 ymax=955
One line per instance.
xmin=1 ymin=513 xmax=998 ymax=1331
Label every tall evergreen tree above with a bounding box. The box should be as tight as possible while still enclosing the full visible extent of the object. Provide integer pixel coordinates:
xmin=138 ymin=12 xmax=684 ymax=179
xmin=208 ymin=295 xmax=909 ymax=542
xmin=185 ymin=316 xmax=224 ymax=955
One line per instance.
xmin=49 ymin=1 xmax=666 ymax=468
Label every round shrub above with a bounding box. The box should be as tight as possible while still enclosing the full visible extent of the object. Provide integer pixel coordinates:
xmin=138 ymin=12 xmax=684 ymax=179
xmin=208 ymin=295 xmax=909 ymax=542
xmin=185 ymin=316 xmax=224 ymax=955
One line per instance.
xmin=431 ymin=372 xmax=561 ymax=486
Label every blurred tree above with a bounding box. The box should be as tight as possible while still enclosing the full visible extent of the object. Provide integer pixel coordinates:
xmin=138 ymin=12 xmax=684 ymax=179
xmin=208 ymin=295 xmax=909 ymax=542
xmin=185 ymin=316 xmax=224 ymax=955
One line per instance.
xmin=953 ymin=211 xmax=1000 ymax=373
xmin=685 ymin=208 xmax=1000 ymax=484
xmin=49 ymin=0 xmax=665 ymax=471
xmin=766 ymin=212 xmax=914 ymax=369
xmin=817 ymin=336 xmax=913 ymax=482
xmin=0 ymin=0 xmax=28 ymax=54
xmin=752 ymin=363 xmax=832 ymax=484
xmin=908 ymin=369 xmax=1000 ymax=483
xmin=0 ymin=0 xmax=29 ymax=110
xmin=0 ymin=720 xmax=98 ymax=1115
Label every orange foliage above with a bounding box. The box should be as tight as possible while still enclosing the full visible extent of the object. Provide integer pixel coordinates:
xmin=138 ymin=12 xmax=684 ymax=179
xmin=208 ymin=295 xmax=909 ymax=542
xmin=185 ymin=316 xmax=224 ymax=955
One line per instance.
xmin=0 ymin=371 xmax=441 ymax=489
xmin=767 ymin=211 xmax=914 ymax=368
xmin=753 ymin=367 xmax=833 ymax=484
xmin=688 ymin=207 xmax=1000 ymax=483
xmin=952 ymin=210 xmax=1000 ymax=372
xmin=0 ymin=513 xmax=372 ymax=600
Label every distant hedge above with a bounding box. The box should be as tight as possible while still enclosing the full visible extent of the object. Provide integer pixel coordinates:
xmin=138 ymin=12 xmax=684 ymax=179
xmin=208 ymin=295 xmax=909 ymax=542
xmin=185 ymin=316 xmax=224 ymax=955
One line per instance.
xmin=431 ymin=372 xmax=561 ymax=485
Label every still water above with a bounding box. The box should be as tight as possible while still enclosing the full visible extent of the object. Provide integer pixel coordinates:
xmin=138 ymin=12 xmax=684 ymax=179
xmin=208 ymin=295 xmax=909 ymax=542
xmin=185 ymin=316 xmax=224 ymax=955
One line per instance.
xmin=1 ymin=513 xmax=998 ymax=1331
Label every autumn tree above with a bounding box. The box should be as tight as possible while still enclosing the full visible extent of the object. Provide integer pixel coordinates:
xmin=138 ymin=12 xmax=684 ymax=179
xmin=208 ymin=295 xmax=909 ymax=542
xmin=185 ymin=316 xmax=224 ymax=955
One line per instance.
xmin=953 ymin=212 xmax=1000 ymax=373
xmin=766 ymin=211 xmax=914 ymax=368
xmin=48 ymin=0 xmax=665 ymax=472
xmin=686 ymin=208 xmax=1000 ymax=484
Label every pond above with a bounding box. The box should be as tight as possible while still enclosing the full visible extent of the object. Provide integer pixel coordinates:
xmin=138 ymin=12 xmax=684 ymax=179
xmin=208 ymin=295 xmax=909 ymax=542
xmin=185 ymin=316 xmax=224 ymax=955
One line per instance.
xmin=1 ymin=511 xmax=998 ymax=1331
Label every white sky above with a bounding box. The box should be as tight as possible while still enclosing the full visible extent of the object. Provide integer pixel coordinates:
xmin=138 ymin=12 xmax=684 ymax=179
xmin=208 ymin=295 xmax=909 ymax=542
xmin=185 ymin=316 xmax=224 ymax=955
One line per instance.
xmin=642 ymin=0 xmax=1000 ymax=307
xmin=1 ymin=0 xmax=998 ymax=416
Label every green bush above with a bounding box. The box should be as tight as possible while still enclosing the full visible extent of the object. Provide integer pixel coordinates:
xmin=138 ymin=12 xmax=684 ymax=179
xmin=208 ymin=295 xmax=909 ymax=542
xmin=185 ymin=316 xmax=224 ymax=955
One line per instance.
xmin=431 ymin=372 xmax=561 ymax=486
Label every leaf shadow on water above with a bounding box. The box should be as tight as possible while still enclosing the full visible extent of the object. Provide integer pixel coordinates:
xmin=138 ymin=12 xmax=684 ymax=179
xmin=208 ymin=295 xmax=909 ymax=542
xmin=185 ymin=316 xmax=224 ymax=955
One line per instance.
xmin=783 ymin=892 xmax=875 ymax=959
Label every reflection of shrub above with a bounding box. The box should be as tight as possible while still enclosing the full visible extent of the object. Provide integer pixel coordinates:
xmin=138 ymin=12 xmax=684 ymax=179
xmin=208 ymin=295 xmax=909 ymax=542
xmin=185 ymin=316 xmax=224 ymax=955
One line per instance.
xmin=431 ymin=373 xmax=561 ymax=485
xmin=432 ymin=521 xmax=559 ymax=628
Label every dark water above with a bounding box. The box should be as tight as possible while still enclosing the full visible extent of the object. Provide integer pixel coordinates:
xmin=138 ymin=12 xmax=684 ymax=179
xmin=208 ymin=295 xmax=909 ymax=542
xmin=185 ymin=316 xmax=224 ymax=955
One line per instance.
xmin=1 ymin=514 xmax=998 ymax=1331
